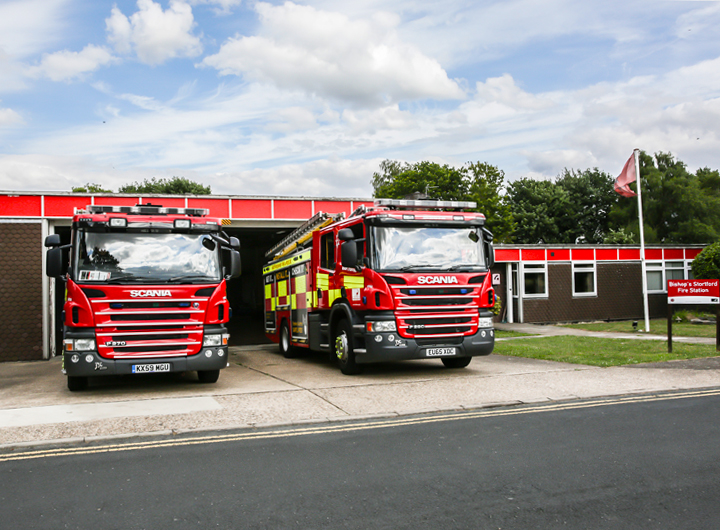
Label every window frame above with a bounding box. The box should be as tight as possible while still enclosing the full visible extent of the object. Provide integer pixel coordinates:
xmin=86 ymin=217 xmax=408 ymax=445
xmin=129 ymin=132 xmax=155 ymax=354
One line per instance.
xmin=572 ymin=261 xmax=597 ymax=297
xmin=522 ymin=262 xmax=548 ymax=298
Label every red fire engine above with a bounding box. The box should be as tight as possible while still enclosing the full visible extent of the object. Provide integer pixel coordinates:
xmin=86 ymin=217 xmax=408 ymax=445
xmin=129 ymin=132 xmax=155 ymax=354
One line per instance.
xmin=45 ymin=204 xmax=241 ymax=391
xmin=263 ymin=199 xmax=496 ymax=374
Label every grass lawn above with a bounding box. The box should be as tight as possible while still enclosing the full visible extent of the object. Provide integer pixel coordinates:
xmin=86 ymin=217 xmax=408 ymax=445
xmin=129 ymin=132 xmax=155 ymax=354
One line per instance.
xmin=495 ymin=329 xmax=535 ymax=338
xmin=559 ymin=319 xmax=717 ymax=338
xmin=493 ymin=335 xmax=720 ymax=367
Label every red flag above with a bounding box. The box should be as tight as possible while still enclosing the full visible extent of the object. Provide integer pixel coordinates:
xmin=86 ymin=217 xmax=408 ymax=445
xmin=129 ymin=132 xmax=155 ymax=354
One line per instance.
xmin=614 ymin=153 xmax=637 ymax=197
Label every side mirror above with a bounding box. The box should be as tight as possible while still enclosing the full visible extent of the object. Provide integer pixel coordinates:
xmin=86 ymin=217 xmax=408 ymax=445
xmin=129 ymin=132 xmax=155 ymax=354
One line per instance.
xmin=338 ymin=228 xmax=354 ymax=241
xmin=46 ymin=247 xmax=67 ymax=277
xmin=45 ymin=234 xmax=61 ymax=247
xmin=202 ymin=235 xmax=217 ymax=251
xmin=341 ymin=241 xmax=358 ymax=269
xmin=229 ymin=236 xmax=240 ymax=249
xmin=487 ymin=243 xmax=495 ymax=269
xmin=229 ymin=249 xmax=241 ymax=278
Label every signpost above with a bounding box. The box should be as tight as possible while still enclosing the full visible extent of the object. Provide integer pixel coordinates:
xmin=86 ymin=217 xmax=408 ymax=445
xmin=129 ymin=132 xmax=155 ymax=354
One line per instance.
xmin=666 ymin=279 xmax=720 ymax=352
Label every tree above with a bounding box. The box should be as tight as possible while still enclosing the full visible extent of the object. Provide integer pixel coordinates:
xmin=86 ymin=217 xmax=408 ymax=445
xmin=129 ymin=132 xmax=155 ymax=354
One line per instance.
xmin=117 ymin=176 xmax=211 ymax=195
xmin=72 ymin=183 xmax=112 ymax=193
xmin=555 ymin=168 xmax=618 ymax=244
xmin=371 ymin=160 xmax=468 ymax=201
xmin=506 ymin=178 xmax=569 ymax=244
xmin=692 ymin=242 xmax=720 ymax=279
xmin=610 ymin=152 xmax=720 ymax=244
xmin=371 ymin=159 xmax=515 ymax=242
xmin=466 ymin=162 xmax=514 ymax=243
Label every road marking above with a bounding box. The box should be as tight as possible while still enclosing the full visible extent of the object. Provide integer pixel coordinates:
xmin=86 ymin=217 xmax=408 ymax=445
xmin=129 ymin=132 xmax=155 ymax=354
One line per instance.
xmin=2 ymin=387 xmax=720 ymax=462
xmin=0 ymin=397 xmax=221 ymax=428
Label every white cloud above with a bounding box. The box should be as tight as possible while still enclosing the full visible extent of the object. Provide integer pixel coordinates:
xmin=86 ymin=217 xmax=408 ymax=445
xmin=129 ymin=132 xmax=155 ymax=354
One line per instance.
xmin=26 ymin=45 xmax=116 ymax=82
xmin=0 ymin=0 xmax=71 ymax=58
xmin=202 ymin=1 xmax=464 ymax=106
xmin=0 ymin=107 xmax=23 ymax=127
xmin=106 ymin=0 xmax=203 ymax=65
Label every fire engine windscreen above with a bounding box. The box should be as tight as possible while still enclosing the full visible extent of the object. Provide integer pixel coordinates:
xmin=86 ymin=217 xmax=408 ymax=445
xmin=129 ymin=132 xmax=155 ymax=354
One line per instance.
xmin=372 ymin=226 xmax=485 ymax=271
xmin=75 ymin=232 xmax=221 ymax=282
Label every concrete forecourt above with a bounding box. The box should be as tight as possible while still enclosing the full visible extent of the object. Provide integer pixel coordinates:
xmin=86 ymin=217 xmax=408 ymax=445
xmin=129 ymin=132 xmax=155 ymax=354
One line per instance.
xmin=1 ymin=323 xmax=719 ymax=449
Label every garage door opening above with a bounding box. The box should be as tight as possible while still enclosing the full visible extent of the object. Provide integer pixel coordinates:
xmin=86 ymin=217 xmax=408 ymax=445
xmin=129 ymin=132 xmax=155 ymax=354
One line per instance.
xmin=222 ymin=226 xmax=295 ymax=346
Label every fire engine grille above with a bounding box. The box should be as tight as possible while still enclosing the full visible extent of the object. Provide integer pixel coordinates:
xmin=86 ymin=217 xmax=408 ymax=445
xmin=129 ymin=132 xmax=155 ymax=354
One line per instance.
xmin=391 ymin=283 xmax=481 ymax=339
xmin=92 ymin=297 xmax=208 ymax=359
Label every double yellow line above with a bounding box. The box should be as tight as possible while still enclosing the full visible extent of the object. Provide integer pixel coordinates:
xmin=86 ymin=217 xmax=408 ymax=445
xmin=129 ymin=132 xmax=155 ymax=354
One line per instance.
xmin=3 ymin=387 xmax=719 ymax=463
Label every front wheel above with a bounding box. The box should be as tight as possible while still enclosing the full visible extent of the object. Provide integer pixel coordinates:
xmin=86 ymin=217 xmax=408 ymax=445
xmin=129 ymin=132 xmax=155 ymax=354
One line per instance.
xmin=334 ymin=319 xmax=361 ymax=375
xmin=198 ymin=369 xmax=220 ymax=383
xmin=441 ymin=357 xmax=472 ymax=369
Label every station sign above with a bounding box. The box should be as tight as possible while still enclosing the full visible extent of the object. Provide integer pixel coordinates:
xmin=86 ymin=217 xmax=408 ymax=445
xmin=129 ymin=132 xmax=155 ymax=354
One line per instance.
xmin=667 ymin=279 xmax=720 ymax=304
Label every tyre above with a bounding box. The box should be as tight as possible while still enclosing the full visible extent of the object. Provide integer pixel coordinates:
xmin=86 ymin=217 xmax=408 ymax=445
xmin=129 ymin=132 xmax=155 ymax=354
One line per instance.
xmin=441 ymin=357 xmax=472 ymax=369
xmin=334 ymin=319 xmax=361 ymax=375
xmin=279 ymin=320 xmax=300 ymax=358
xmin=67 ymin=376 xmax=88 ymax=392
xmin=198 ymin=369 xmax=220 ymax=383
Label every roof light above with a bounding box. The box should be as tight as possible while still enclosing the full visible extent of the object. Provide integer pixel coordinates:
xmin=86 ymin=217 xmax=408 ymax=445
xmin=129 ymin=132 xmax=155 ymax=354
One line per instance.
xmin=403 ymin=214 xmax=415 ymax=220
xmin=109 ymin=217 xmax=127 ymax=228
xmin=174 ymin=219 xmax=191 ymax=229
xmin=86 ymin=205 xmax=209 ymax=217
xmin=374 ymin=199 xmax=477 ymax=210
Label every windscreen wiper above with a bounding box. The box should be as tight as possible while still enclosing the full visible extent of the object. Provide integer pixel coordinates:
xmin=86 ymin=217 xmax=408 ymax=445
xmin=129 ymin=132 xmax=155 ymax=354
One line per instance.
xmin=167 ymin=274 xmax=215 ymax=283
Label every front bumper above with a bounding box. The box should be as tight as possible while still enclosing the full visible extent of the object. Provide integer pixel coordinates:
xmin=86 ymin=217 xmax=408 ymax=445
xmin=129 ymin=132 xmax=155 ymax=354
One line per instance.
xmin=62 ymin=347 xmax=229 ymax=377
xmin=355 ymin=325 xmax=495 ymax=364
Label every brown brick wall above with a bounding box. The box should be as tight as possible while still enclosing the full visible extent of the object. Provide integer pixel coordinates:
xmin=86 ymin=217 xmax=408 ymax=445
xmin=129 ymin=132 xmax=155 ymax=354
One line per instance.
xmin=0 ymin=223 xmax=44 ymax=361
xmin=492 ymin=262 xmax=669 ymax=324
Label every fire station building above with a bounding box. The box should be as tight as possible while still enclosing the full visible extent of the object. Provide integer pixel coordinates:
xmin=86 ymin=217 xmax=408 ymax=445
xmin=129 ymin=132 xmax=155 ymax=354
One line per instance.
xmin=0 ymin=191 xmax=706 ymax=363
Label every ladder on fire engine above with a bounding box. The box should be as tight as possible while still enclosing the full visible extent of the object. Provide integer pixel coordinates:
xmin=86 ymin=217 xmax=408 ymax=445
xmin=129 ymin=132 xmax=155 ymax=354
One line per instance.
xmin=265 ymin=211 xmax=345 ymax=261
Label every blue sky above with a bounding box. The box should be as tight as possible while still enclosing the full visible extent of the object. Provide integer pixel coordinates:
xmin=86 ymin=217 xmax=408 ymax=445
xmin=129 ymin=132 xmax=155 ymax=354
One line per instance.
xmin=1 ymin=0 xmax=719 ymax=198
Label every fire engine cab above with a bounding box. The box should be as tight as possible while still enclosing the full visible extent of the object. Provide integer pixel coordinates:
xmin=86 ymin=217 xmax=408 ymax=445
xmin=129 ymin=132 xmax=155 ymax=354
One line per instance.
xmin=263 ymin=199 xmax=496 ymax=374
xmin=45 ymin=204 xmax=241 ymax=391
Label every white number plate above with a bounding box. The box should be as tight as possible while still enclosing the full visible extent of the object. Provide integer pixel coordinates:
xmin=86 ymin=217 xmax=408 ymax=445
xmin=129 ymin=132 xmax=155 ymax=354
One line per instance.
xmin=425 ymin=347 xmax=456 ymax=357
xmin=132 ymin=363 xmax=171 ymax=373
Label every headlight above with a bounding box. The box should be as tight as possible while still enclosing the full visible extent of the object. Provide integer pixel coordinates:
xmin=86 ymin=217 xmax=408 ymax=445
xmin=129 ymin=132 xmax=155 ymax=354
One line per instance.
xmin=367 ymin=321 xmax=396 ymax=332
xmin=478 ymin=317 xmax=494 ymax=329
xmin=65 ymin=338 xmax=96 ymax=351
xmin=203 ymin=334 xmax=222 ymax=346
xmin=203 ymin=334 xmax=229 ymax=346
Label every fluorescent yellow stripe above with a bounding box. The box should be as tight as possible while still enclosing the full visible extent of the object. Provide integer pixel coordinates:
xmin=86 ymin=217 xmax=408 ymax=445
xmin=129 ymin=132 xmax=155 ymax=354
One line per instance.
xmin=265 ymin=284 xmax=272 ymax=299
xmin=306 ymin=292 xmax=312 ymax=307
xmin=329 ymin=289 xmax=341 ymax=304
xmin=295 ymin=276 xmax=306 ymax=294
xmin=263 ymin=250 xmax=312 ymax=274
xmin=278 ymin=280 xmax=287 ymax=298
xmin=271 ymin=298 xmax=276 ymax=310
xmin=316 ymin=273 xmax=329 ymax=291
xmin=291 ymin=294 xmax=297 ymax=310
xmin=344 ymin=275 xmax=364 ymax=289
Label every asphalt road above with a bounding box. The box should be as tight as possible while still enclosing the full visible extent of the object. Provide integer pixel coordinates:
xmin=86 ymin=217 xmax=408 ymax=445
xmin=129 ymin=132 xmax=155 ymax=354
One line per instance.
xmin=1 ymin=389 xmax=719 ymax=529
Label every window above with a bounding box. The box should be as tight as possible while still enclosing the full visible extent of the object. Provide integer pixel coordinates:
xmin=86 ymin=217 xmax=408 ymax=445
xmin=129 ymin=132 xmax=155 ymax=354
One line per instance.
xmin=320 ymin=232 xmax=335 ymax=270
xmin=573 ymin=262 xmax=596 ymax=296
xmin=523 ymin=263 xmax=547 ymax=297
xmin=665 ymin=261 xmax=685 ymax=280
xmin=646 ymin=262 xmax=664 ymax=292
xmin=646 ymin=261 xmax=691 ymax=292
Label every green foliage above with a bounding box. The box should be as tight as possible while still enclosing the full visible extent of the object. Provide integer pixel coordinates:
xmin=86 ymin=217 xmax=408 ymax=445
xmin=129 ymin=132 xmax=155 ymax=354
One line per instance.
xmin=371 ymin=159 xmax=515 ymax=242
xmin=466 ymin=162 xmax=514 ymax=243
xmin=610 ymin=152 xmax=720 ymax=244
xmin=691 ymin=241 xmax=720 ymax=279
xmin=506 ymin=168 xmax=618 ymax=244
xmin=602 ymin=228 xmax=635 ymax=244
xmin=506 ymin=178 xmax=568 ymax=243
xmin=117 ymin=176 xmax=211 ymax=195
xmin=72 ymin=183 xmax=112 ymax=193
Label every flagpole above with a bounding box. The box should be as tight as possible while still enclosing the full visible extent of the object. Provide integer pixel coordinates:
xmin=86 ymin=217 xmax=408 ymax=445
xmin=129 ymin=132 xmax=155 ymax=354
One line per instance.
xmin=634 ymin=148 xmax=650 ymax=333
